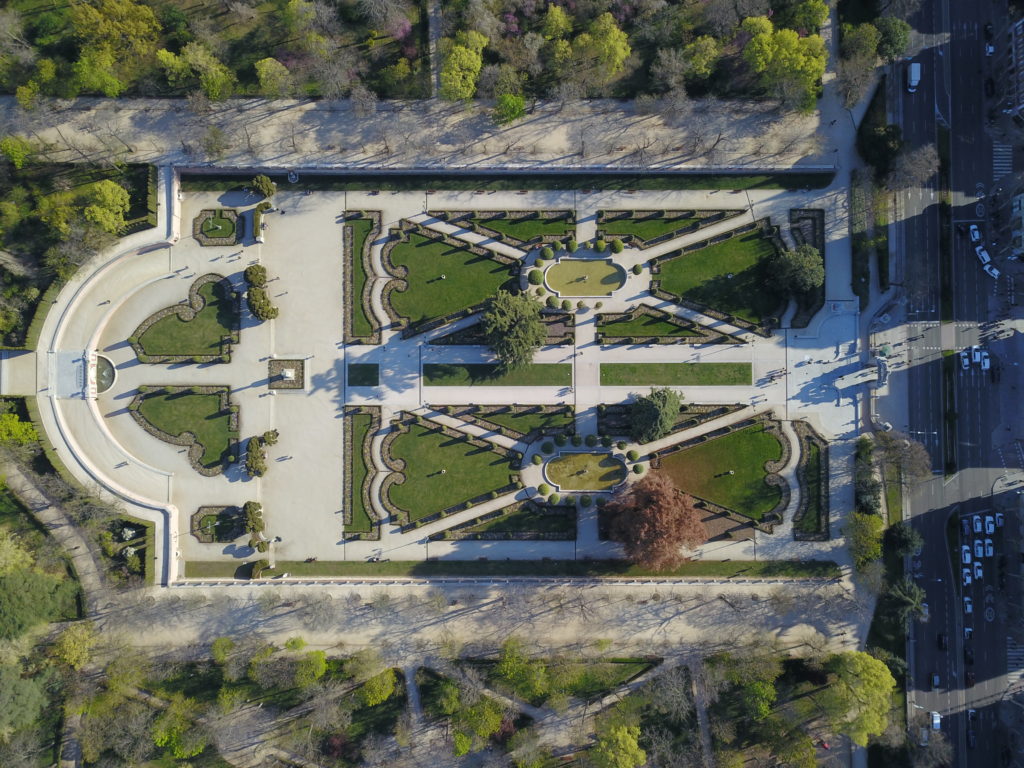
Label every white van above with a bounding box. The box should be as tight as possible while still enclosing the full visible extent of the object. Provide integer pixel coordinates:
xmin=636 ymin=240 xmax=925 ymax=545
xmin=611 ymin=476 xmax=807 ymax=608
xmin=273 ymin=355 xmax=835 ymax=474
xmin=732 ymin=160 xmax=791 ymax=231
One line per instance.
xmin=907 ymin=62 xmax=921 ymax=93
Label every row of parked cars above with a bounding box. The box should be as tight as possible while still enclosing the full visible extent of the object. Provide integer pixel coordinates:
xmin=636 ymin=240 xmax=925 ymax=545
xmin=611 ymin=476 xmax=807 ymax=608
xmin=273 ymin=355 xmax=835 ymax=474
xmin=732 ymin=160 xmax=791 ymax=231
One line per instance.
xmin=959 ymin=344 xmax=991 ymax=371
xmin=970 ymin=224 xmax=1001 ymax=279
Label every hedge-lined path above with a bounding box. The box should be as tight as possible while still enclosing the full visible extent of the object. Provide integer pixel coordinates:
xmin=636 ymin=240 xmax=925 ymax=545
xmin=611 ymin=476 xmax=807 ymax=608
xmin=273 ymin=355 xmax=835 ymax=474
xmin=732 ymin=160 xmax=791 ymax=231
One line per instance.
xmin=409 ymin=213 xmax=530 ymax=260
xmin=412 ymin=407 xmax=526 ymax=452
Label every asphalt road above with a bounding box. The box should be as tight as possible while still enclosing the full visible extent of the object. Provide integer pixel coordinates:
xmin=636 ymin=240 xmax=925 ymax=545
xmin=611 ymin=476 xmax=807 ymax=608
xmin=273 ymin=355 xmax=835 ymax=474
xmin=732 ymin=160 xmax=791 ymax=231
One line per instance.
xmin=893 ymin=0 xmax=1019 ymax=764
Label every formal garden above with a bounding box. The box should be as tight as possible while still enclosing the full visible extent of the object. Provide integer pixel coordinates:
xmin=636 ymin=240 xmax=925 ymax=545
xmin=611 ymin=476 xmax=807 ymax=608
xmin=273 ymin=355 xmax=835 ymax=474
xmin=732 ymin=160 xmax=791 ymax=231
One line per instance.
xmin=600 ymin=362 xmax=752 ymax=387
xmin=430 ymin=210 xmax=576 ymax=247
xmin=343 ymin=211 xmax=381 ymax=342
xmin=595 ymin=306 xmax=743 ymax=345
xmin=545 ymin=452 xmax=628 ymax=492
xmin=344 ymin=407 xmax=379 ymax=538
xmin=597 ymin=209 xmax=743 ymax=248
xmin=544 ymin=257 xmax=626 ymax=297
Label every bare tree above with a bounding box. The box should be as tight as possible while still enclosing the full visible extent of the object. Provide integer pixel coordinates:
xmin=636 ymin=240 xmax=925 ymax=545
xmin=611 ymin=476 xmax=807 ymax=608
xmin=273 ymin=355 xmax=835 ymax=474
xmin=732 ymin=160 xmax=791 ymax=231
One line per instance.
xmin=358 ymin=0 xmax=410 ymax=29
xmin=0 ymin=9 xmax=36 ymax=68
xmin=351 ymin=82 xmax=378 ymax=118
xmin=913 ymin=730 xmax=952 ymax=768
xmin=886 ymin=144 xmax=939 ymax=190
xmin=879 ymin=0 xmax=923 ymax=20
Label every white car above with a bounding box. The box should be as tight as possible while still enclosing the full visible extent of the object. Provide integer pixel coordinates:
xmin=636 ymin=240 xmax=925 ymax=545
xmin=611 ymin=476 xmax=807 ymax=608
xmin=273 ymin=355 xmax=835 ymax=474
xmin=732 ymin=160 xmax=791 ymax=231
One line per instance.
xmin=964 ymin=596 xmax=974 ymax=614
xmin=964 ymin=627 xmax=973 ymax=640
xmin=960 ymin=350 xmax=971 ymax=370
xmin=962 ymin=544 xmax=973 ymax=563
xmin=985 ymin=538 xmax=994 ymax=557
xmin=974 ymin=540 xmax=985 ymax=558
xmin=976 ymin=245 xmax=992 ymax=264
xmin=962 ymin=567 xmax=972 ymax=586
xmin=985 ymin=515 xmax=995 ymax=534
xmin=972 ymin=345 xmax=982 ymax=364
xmin=980 ymin=350 xmax=991 ymax=370
xmin=984 ymin=263 xmax=1001 ymax=279
xmin=973 ymin=514 xmax=983 ymax=533
xmin=969 ymin=224 xmax=982 ymax=242
xmin=986 ymin=43 xmax=996 ymax=56
xmin=974 ymin=561 xmax=984 ymax=579
xmin=931 ymin=711 xmax=942 ymax=730
xmin=996 ymin=512 xmax=1004 ymax=527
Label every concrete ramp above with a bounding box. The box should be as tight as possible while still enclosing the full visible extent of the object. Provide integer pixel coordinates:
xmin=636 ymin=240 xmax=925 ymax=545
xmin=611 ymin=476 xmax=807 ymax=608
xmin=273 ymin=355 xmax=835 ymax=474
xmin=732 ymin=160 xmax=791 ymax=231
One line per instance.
xmin=0 ymin=350 xmax=37 ymax=396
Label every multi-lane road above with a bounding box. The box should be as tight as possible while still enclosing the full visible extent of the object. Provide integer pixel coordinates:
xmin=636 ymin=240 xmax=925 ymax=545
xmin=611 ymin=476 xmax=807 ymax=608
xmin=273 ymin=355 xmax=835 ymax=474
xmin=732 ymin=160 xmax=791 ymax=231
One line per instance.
xmin=888 ymin=0 xmax=1020 ymax=764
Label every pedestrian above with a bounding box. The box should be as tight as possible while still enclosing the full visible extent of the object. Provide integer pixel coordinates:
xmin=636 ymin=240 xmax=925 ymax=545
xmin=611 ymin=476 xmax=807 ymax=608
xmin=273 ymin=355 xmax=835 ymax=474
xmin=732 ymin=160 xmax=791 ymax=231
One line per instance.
xmin=830 ymin=119 xmax=837 ymax=126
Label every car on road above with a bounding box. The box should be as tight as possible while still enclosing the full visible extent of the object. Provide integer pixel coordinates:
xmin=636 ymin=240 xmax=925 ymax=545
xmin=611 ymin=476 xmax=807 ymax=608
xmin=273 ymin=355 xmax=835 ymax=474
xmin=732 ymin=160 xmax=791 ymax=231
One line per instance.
xmin=962 ymin=544 xmax=973 ymax=563
xmin=986 ymin=42 xmax=996 ymax=56
xmin=931 ymin=711 xmax=942 ymax=730
xmin=996 ymin=512 xmax=1004 ymax=527
xmin=985 ymin=538 xmax=994 ymax=557
xmin=985 ymin=23 xmax=994 ymax=40
xmin=970 ymin=224 xmax=982 ymax=242
xmin=984 ymin=263 xmax=1001 ymax=279
xmin=968 ymin=708 xmax=977 ymax=721
xmin=975 ymin=561 xmax=984 ymax=579
xmin=965 ymin=646 xmax=975 ymax=664
xmin=937 ymin=633 xmax=948 ymax=650
xmin=980 ymin=350 xmax=992 ymax=370
xmin=972 ymin=345 xmax=983 ymax=363
xmin=966 ymin=671 xmax=976 ymax=687
xmin=963 ymin=567 xmax=972 ymax=586
xmin=968 ymin=729 xmax=977 ymax=748
xmin=964 ymin=596 xmax=974 ymax=614
xmin=930 ymin=671 xmax=940 ymax=689
xmin=921 ymin=602 xmax=930 ymax=621
xmin=985 ymin=515 xmax=995 ymax=534
xmin=960 ymin=350 xmax=971 ymax=370
xmin=965 ymin=627 xmax=974 ymax=640
xmin=976 ymin=246 xmax=992 ymax=264
xmin=973 ymin=514 xmax=983 ymax=533
xmin=961 ymin=517 xmax=972 ymax=536
xmin=975 ymin=540 xmax=985 ymax=558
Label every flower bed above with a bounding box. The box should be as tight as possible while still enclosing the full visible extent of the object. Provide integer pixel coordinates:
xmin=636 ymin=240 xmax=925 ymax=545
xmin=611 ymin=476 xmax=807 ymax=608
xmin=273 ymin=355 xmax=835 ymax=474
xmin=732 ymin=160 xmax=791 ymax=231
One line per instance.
xmin=190 ymin=506 xmax=244 ymax=543
xmin=268 ymin=359 xmax=304 ymax=390
xmin=343 ymin=406 xmax=383 ymax=541
xmin=792 ymin=420 xmax=830 ymax=541
xmin=193 ymin=209 xmax=240 ymax=246
xmin=595 ymin=306 xmax=743 ymax=346
xmin=788 ymin=208 xmax=827 ymax=330
xmin=343 ymin=211 xmax=383 ymax=343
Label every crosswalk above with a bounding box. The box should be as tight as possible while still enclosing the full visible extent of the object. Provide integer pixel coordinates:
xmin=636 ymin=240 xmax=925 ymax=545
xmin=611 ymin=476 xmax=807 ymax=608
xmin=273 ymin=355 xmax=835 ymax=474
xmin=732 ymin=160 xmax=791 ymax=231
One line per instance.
xmin=1007 ymin=637 xmax=1024 ymax=691
xmin=993 ymin=143 xmax=1014 ymax=180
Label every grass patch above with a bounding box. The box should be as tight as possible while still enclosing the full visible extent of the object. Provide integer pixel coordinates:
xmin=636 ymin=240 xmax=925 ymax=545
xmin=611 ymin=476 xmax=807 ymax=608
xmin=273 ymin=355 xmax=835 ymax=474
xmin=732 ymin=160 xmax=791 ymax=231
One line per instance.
xmin=348 ymin=217 xmax=376 ymax=338
xmin=545 ymin=258 xmax=626 ymax=296
xmin=185 ymin=558 xmax=842 ymax=579
xmin=657 ymin=229 xmax=781 ymax=323
xmin=137 ymin=281 xmax=238 ymax=358
xmin=600 ymin=362 xmax=751 ymax=386
xmin=136 ymin=391 xmax=232 ymax=470
xmin=476 ymin=407 xmax=574 ymax=435
xmin=546 ymin=452 xmax=628 ymax=491
xmin=459 ymin=504 xmax=577 ymax=536
xmin=347 ymin=413 xmax=374 ymax=534
xmin=873 ymin=185 xmax=891 ymax=291
xmin=387 ymin=422 xmax=517 ymax=520
xmin=181 ymin=171 xmax=836 ymax=194
xmin=423 ymin=363 xmax=571 ymax=387
xmin=794 ymin=442 xmax=823 ymax=535
xmin=597 ymin=314 xmax=699 ymax=337
xmin=883 ymin=464 xmax=903 ymax=520
xmin=482 ymin=657 xmax=656 ymax=706
xmin=388 ymin=233 xmax=514 ymax=325
xmin=659 ymin=424 xmax=783 ymax=520
xmin=600 ymin=215 xmax=701 ymax=241
xmin=200 ymin=211 xmax=235 ymax=239
xmin=348 ymin=363 xmax=379 ymax=387
xmin=469 ymin=214 xmax=574 ymax=242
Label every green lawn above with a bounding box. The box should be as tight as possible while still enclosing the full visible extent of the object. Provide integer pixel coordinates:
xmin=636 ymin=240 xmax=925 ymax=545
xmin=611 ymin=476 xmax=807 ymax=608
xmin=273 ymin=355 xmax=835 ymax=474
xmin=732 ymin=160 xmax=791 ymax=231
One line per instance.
xmin=137 ymin=281 xmax=238 ymax=358
xmin=546 ymin=258 xmax=626 ymax=296
xmin=601 ymin=214 xmax=701 ymax=241
xmin=597 ymin=313 xmax=699 ymax=337
xmin=459 ymin=504 xmax=576 ymax=536
xmin=423 ymin=363 xmax=572 ymax=387
xmin=347 ymin=413 xmax=375 ymax=534
xmin=348 ymin=363 xmax=380 ymax=387
xmin=658 ymin=424 xmax=783 ymax=520
xmin=387 ymin=422 xmax=517 ymax=520
xmin=200 ymin=211 xmax=235 ymax=239
xmin=348 ymin=217 xmax=376 ymax=338
xmin=546 ymin=452 xmax=628 ymax=491
xmin=468 ymin=214 xmax=574 ymax=242
xmin=554 ymin=660 xmax=655 ymax=701
xmin=185 ymin=558 xmax=842 ymax=579
xmin=657 ymin=229 xmax=782 ymax=323
xmin=600 ymin=363 xmax=751 ymax=386
xmin=477 ymin=407 xmax=574 ymax=435
xmin=388 ymin=233 xmax=514 ymax=324
xmin=136 ymin=391 xmax=233 ymax=470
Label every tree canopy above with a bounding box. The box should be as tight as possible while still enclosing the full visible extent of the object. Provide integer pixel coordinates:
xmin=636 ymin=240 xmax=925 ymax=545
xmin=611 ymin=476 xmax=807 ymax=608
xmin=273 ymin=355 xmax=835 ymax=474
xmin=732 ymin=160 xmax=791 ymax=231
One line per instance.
xmin=742 ymin=18 xmax=826 ymax=112
xmin=821 ymin=651 xmax=895 ymax=745
xmin=83 ymin=180 xmax=131 ymax=234
xmin=846 ymin=512 xmax=884 ymax=570
xmin=768 ymin=244 xmax=825 ymax=295
xmin=605 ymin=473 xmax=706 ymax=570
xmin=875 ymin=17 xmax=911 ymax=61
xmin=590 ymin=724 xmax=646 ymax=768
xmin=482 ymin=290 xmax=545 ymax=372
xmin=0 ymin=568 xmax=78 ymax=640
xmin=0 ymin=664 xmax=48 ymax=736
xmin=629 ymin=387 xmax=681 ymax=444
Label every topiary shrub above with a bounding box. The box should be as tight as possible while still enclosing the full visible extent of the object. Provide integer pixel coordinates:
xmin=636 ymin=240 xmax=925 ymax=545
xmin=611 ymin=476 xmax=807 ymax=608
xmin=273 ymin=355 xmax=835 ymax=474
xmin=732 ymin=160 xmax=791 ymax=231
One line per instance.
xmin=595 ymin=301 xmax=603 ymax=309
xmin=585 ymin=434 xmax=598 ymax=447
xmin=601 ymin=435 xmax=612 ymax=447
xmin=576 ymin=300 xmax=585 ymax=310
xmin=633 ymin=464 xmax=644 ymax=475
xmin=251 ymin=558 xmax=271 ymax=579
xmin=594 ymin=239 xmax=607 ymax=252
xmin=549 ymin=493 xmax=561 ymax=504
xmin=561 ymin=299 xmax=572 ymax=311
xmin=611 ymin=238 xmax=624 ymax=253
xmin=617 ymin=441 xmax=627 ymax=450
xmin=627 ymin=449 xmax=640 ymax=461
xmin=540 ymin=246 xmax=553 ymax=259
xmin=547 ymin=295 xmax=560 ymax=309
xmin=244 ymin=264 xmax=268 ymax=287
xmin=571 ymin=434 xmax=583 ymax=446
xmin=581 ymin=494 xmax=592 ymax=507
xmin=535 ymin=287 xmax=545 ymax=296
xmin=532 ymin=454 xmax=543 ymax=465
xmin=555 ymin=434 xmax=568 ymax=446
xmin=632 ymin=264 xmax=643 ymax=275
xmin=538 ymin=483 xmax=552 ymax=495
xmin=528 ymin=269 xmax=543 ymax=285
xmin=541 ymin=441 xmax=554 ymax=454
xmin=567 ymin=239 xmax=578 ymax=252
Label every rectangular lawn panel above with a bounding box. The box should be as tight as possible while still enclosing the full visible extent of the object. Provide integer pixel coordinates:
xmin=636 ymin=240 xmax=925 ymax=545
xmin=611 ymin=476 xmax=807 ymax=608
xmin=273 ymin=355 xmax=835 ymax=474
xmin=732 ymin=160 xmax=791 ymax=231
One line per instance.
xmin=600 ymin=363 xmax=751 ymax=386
xmin=348 ymin=217 xmax=376 ymax=338
xmin=460 ymin=503 xmax=577 ymax=536
xmin=477 ymin=407 xmax=574 ymax=434
xmin=138 ymin=281 xmax=238 ymax=357
xmin=597 ymin=314 xmax=699 ymax=338
xmin=348 ymin=363 xmax=380 ymax=387
xmin=423 ymin=363 xmax=571 ymax=386
xmin=387 ymin=422 xmax=517 ymax=520
xmin=388 ymin=233 xmax=515 ymax=324
xmin=601 ymin=215 xmax=701 ymax=241
xmin=468 ymin=213 xmax=575 ymax=242
xmin=137 ymin=391 xmax=232 ymax=470
xmin=658 ymin=424 xmax=783 ymax=520
xmin=657 ymin=229 xmax=781 ymax=324
xmin=346 ymin=413 xmax=375 ymax=534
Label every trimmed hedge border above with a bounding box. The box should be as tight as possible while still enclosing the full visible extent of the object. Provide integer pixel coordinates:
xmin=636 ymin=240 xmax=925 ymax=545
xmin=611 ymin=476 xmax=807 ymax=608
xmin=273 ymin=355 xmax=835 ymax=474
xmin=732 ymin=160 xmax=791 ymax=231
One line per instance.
xmin=128 ymin=385 xmax=239 ymax=477
xmin=788 ymin=208 xmax=827 ymax=330
xmin=431 ymin=404 xmax=574 ymax=443
xmin=190 ymin=505 xmax=244 ymax=544
xmin=342 ymin=210 xmax=383 ymax=344
xmin=595 ymin=305 xmax=744 ymax=346
xmin=193 ymin=209 xmax=240 ymax=246
xmin=595 ymin=208 xmax=743 ymax=249
xmin=380 ymin=221 xmax=521 ymax=338
xmin=428 ymin=209 xmax=576 ymax=247
xmin=129 ymin=274 xmax=240 ymax=364
xmin=429 ymin=312 xmax=574 ymax=346
xmin=648 ymin=414 xmax=790 ymax=533
xmin=380 ymin=412 xmax=523 ymax=529
xmin=428 ymin=499 xmax=577 ymax=541
xmin=647 ymin=218 xmax=785 ymax=338
xmin=343 ymin=406 xmax=384 ymax=542
xmin=596 ymin=402 xmax=746 ymax=439
xmin=792 ymin=420 xmax=831 ymax=541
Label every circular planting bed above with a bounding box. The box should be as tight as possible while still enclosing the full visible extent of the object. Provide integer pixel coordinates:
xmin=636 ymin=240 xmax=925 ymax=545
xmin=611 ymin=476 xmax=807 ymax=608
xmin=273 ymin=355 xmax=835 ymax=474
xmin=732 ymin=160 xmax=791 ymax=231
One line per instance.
xmin=545 ymin=452 xmax=628 ymax=492
xmin=545 ymin=258 xmax=626 ymax=297
xmin=193 ymin=209 xmax=240 ymax=246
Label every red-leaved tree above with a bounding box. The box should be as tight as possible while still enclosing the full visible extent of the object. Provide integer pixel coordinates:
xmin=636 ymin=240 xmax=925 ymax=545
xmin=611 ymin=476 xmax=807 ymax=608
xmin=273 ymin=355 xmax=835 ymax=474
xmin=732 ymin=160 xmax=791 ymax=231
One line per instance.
xmin=605 ymin=473 xmax=706 ymax=571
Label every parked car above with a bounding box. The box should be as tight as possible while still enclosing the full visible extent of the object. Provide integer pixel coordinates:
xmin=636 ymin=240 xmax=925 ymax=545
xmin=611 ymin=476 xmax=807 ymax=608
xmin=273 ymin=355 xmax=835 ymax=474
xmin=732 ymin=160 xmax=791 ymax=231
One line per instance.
xmin=963 ymin=544 xmax=973 ymax=563
xmin=975 ymin=561 xmax=984 ymax=579
xmin=980 ymin=350 xmax=991 ymax=370
xmin=985 ymin=538 xmax=994 ymax=557
xmin=937 ymin=633 xmax=948 ymax=650
xmin=975 ymin=540 xmax=985 ymax=558
xmin=986 ymin=42 xmax=996 ymax=56
xmin=973 ymin=514 xmax=983 ymax=533
xmin=972 ymin=345 xmax=983 ymax=363
xmin=964 ymin=596 xmax=974 ymax=614
xmin=984 ymin=263 xmax=1001 ymax=279
xmin=976 ymin=246 xmax=992 ymax=264
xmin=965 ymin=646 xmax=975 ymax=664
xmin=996 ymin=512 xmax=1004 ymax=527
xmin=963 ymin=567 xmax=972 ymax=586
xmin=962 ymin=518 xmax=972 ymax=536
xmin=968 ymin=708 xmax=977 ymax=721
xmin=931 ymin=711 xmax=942 ymax=730
xmin=930 ymin=671 xmax=940 ymax=689
xmin=970 ymin=224 xmax=982 ymax=242
xmin=965 ymin=627 xmax=974 ymax=640
xmin=960 ymin=350 xmax=971 ymax=370
xmin=968 ymin=729 xmax=977 ymax=748
xmin=985 ymin=515 xmax=996 ymax=534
